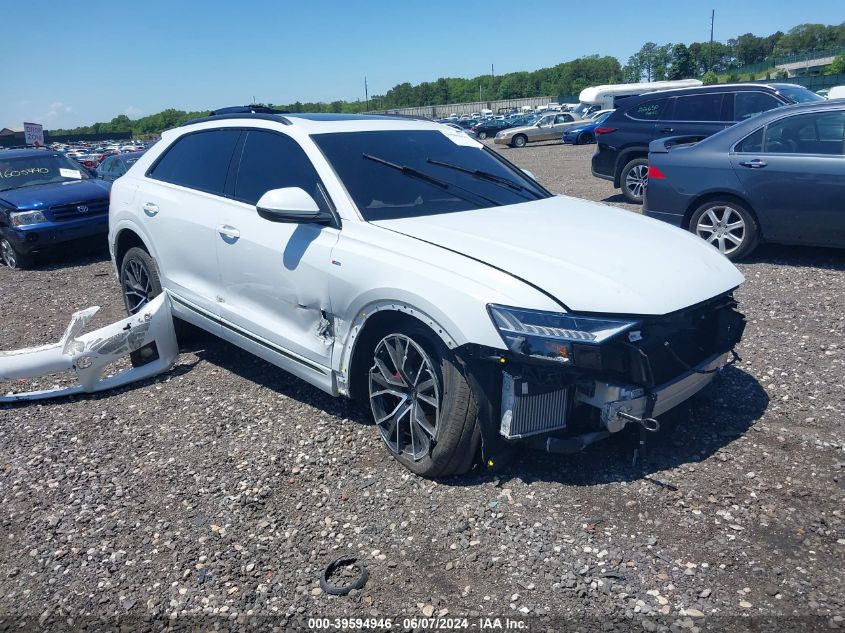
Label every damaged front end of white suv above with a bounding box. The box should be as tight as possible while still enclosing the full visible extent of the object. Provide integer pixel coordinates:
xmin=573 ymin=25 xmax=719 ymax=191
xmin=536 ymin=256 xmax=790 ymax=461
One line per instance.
xmin=456 ymin=293 xmax=746 ymax=465
xmin=0 ymin=293 xmax=178 ymax=403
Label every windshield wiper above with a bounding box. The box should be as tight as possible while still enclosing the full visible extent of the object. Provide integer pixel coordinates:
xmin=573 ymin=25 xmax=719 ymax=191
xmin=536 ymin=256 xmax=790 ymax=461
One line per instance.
xmin=362 ymin=153 xmax=500 ymax=207
xmin=426 ymin=159 xmax=542 ymax=200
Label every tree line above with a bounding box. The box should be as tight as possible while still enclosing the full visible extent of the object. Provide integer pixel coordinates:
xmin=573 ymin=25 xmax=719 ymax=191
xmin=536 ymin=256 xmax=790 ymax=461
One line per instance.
xmin=50 ymin=21 xmax=844 ymax=138
xmin=624 ymin=22 xmax=845 ymax=82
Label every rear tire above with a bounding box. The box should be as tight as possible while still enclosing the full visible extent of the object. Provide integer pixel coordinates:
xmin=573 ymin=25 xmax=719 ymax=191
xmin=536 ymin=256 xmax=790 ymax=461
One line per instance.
xmin=688 ymin=199 xmax=759 ymax=261
xmin=0 ymin=238 xmax=34 ymax=270
xmin=511 ymin=134 xmax=527 ymax=148
xmin=477 ymin=131 xmax=488 ymax=140
xmin=621 ymin=157 xmax=649 ymax=204
xmin=367 ymin=323 xmax=480 ymax=478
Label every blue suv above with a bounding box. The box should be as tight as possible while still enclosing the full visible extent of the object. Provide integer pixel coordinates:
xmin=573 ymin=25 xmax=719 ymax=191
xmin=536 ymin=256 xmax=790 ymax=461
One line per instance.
xmin=0 ymin=148 xmax=111 ymax=269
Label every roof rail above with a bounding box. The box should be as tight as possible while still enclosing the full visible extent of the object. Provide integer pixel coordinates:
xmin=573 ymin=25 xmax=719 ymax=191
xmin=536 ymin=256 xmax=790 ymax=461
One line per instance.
xmin=210 ymin=105 xmax=290 ymax=116
xmin=181 ymin=112 xmax=292 ymax=127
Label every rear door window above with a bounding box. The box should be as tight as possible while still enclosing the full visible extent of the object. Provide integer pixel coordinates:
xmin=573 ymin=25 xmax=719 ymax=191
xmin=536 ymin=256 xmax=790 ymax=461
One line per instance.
xmin=671 ymin=93 xmax=725 ymax=122
xmin=734 ymin=92 xmax=782 ymax=122
xmin=148 ymin=129 xmax=241 ymax=195
xmin=626 ymin=98 xmax=667 ymax=121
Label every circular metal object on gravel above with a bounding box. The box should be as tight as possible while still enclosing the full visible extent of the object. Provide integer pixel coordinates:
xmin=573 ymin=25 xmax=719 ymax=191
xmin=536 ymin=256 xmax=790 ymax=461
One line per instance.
xmin=320 ymin=556 xmax=369 ymax=596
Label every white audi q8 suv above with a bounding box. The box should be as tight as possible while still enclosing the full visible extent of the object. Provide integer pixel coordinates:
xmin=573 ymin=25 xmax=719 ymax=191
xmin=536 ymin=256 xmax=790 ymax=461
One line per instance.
xmin=109 ymin=109 xmax=745 ymax=477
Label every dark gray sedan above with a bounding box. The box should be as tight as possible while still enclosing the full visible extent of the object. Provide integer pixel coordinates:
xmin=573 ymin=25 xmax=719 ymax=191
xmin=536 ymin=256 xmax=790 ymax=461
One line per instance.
xmin=644 ymin=100 xmax=845 ymax=260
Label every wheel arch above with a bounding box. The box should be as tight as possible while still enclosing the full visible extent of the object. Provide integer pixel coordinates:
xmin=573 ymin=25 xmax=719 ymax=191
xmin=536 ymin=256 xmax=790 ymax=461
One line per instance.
xmin=613 ymin=147 xmax=649 ymax=187
xmin=339 ymin=302 xmax=459 ymax=401
xmin=114 ymin=226 xmax=152 ymax=269
xmin=683 ymin=191 xmax=763 ymax=239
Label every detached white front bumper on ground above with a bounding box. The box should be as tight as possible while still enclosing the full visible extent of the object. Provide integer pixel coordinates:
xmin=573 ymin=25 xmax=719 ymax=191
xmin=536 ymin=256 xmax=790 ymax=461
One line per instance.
xmin=0 ymin=293 xmax=177 ymax=403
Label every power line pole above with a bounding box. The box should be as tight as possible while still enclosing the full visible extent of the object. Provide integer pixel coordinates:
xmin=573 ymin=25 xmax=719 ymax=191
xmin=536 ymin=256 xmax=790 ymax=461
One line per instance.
xmin=709 ymin=9 xmax=715 ymax=71
xmin=364 ymin=76 xmax=369 ymax=112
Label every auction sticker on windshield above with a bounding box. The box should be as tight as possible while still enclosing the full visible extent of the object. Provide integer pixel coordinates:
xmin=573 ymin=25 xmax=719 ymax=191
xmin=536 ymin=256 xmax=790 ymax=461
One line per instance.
xmin=59 ymin=168 xmax=82 ymax=179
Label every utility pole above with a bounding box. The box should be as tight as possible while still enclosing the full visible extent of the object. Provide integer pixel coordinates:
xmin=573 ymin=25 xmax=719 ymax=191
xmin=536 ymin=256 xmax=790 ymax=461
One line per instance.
xmin=364 ymin=76 xmax=369 ymax=112
xmin=709 ymin=9 xmax=715 ymax=71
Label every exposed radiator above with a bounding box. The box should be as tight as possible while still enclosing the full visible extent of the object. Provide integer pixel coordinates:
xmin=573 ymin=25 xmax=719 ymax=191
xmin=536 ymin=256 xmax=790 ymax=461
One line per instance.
xmin=500 ymin=372 xmax=569 ymax=439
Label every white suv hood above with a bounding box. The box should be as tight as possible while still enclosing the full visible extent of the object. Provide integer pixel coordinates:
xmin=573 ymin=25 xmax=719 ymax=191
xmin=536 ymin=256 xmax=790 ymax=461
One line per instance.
xmin=372 ymin=196 xmax=744 ymax=315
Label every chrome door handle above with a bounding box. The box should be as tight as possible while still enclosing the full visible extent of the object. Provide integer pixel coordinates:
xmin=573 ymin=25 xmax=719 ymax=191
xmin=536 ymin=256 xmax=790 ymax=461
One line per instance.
xmin=217 ymin=225 xmax=240 ymax=240
xmin=659 ymin=127 xmax=674 ymax=133
xmin=142 ymin=202 xmax=159 ymax=216
xmin=739 ymin=159 xmax=768 ymax=168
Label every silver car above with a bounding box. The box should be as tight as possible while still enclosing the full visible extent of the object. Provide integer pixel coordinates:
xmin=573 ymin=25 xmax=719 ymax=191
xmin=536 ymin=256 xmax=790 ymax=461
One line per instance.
xmin=494 ymin=112 xmax=584 ymax=148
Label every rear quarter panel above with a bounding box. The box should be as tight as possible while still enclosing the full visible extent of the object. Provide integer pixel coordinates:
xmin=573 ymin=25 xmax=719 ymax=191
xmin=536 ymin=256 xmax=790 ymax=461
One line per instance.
xmin=647 ymin=144 xmax=748 ymax=225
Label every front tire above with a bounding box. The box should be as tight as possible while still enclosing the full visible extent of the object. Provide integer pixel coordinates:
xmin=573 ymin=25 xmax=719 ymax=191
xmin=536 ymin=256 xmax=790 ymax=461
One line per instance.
xmin=367 ymin=324 xmax=479 ymax=477
xmin=511 ymin=134 xmax=527 ymax=148
xmin=120 ymin=247 xmax=163 ymax=315
xmin=0 ymin=238 xmax=34 ymax=270
xmin=577 ymin=132 xmax=591 ymax=145
xmin=120 ymin=247 xmax=170 ymax=367
xmin=621 ymin=157 xmax=648 ymax=204
xmin=477 ymin=131 xmax=488 ymax=140
xmin=689 ymin=200 xmax=759 ymax=260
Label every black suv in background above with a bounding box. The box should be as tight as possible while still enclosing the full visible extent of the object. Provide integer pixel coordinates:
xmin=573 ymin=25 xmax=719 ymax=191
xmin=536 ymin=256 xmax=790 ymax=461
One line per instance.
xmin=591 ymin=83 xmax=823 ymax=203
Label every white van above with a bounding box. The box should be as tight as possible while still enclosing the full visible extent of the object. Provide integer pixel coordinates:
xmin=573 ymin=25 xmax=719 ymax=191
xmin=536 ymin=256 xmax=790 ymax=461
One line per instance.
xmin=576 ymin=79 xmax=704 ymax=115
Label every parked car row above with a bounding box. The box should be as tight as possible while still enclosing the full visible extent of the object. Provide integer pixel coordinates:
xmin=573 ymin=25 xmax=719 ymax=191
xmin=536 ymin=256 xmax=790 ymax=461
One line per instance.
xmin=591 ymin=82 xmax=824 ymax=204
xmin=50 ymin=140 xmax=150 ymax=171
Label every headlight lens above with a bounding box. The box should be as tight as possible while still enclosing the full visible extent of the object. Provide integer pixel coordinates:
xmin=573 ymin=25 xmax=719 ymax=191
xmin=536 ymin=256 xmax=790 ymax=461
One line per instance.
xmin=488 ymin=304 xmax=639 ymax=364
xmin=10 ymin=210 xmax=47 ymax=227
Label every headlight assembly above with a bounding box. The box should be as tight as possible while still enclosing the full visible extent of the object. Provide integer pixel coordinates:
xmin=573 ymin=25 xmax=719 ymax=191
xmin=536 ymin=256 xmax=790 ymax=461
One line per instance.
xmin=10 ymin=210 xmax=47 ymax=227
xmin=488 ymin=304 xmax=639 ymax=364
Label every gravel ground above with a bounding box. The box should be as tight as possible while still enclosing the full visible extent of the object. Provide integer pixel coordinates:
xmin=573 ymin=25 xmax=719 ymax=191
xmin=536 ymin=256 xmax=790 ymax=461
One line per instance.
xmin=1 ymin=142 xmax=844 ymax=632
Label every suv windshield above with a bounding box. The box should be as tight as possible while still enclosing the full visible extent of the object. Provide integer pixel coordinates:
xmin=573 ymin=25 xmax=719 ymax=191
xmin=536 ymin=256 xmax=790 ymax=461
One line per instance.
xmin=778 ymin=85 xmax=825 ymax=104
xmin=313 ymin=130 xmax=550 ymax=220
xmin=0 ymin=153 xmax=91 ymax=191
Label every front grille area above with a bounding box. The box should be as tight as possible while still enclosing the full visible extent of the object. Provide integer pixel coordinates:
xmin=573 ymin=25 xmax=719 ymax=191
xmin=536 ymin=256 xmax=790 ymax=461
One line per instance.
xmin=500 ymin=371 xmax=569 ymax=439
xmin=595 ymin=294 xmax=746 ymax=388
xmin=636 ymin=296 xmax=745 ymax=386
xmin=50 ymin=199 xmax=109 ymax=221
